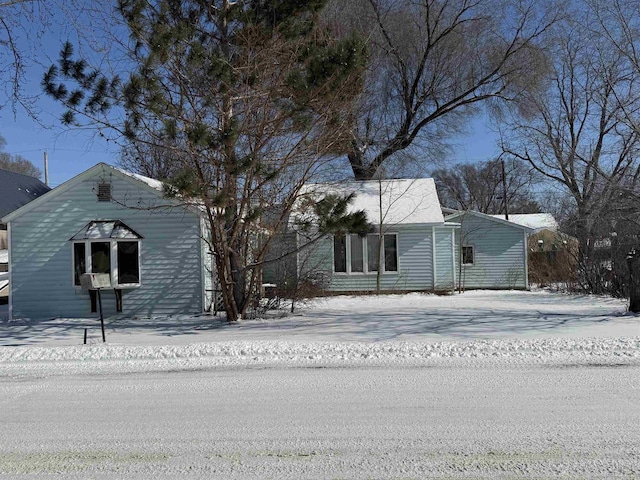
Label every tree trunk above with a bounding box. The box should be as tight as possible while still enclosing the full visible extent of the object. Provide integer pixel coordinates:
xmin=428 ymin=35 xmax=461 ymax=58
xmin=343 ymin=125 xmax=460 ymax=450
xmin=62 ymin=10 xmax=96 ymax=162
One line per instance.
xmin=627 ymin=249 xmax=640 ymax=313
xmin=376 ymin=180 xmax=382 ymax=294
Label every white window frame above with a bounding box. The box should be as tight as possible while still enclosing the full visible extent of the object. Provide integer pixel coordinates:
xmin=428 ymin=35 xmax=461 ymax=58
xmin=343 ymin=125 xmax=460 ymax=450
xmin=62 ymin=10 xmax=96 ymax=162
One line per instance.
xmin=332 ymin=233 xmax=399 ymax=275
xmin=72 ymin=239 xmax=142 ymax=288
xmin=462 ymin=245 xmax=474 ymax=266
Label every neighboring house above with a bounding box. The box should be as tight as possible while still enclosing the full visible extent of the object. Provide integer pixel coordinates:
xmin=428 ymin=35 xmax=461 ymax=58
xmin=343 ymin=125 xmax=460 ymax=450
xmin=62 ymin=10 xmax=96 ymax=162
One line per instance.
xmin=491 ymin=212 xmax=579 ymax=283
xmin=0 ymin=168 xmax=51 ymax=250
xmin=443 ymin=209 xmax=534 ymax=290
xmin=490 ymin=213 xmax=569 ymax=254
xmin=267 ymin=179 xmax=535 ymax=293
xmin=491 ymin=213 xmax=558 ymax=233
xmin=0 ymin=168 xmax=51 ymax=305
xmin=267 ymin=178 xmax=489 ymax=293
xmin=1 ymin=163 xmax=215 ymax=321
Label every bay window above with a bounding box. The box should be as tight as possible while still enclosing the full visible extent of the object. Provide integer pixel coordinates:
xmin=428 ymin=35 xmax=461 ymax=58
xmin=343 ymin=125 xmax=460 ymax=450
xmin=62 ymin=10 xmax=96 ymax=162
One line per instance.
xmin=117 ymin=241 xmax=140 ymax=284
xmin=73 ymin=242 xmax=86 ymax=286
xmin=91 ymin=242 xmax=111 ymax=274
xmin=71 ymin=220 xmax=142 ymax=288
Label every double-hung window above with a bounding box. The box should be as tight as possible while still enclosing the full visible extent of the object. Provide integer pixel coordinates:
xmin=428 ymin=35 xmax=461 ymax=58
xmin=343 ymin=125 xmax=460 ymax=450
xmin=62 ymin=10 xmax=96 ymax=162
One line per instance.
xmin=462 ymin=245 xmax=474 ymax=265
xmin=71 ymin=220 xmax=143 ymax=288
xmin=333 ymin=233 xmax=398 ymax=274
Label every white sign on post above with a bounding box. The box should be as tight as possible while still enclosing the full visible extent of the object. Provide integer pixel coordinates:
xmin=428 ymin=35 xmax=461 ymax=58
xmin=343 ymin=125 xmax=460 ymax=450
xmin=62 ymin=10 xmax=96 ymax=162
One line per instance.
xmin=79 ymin=273 xmax=111 ymax=290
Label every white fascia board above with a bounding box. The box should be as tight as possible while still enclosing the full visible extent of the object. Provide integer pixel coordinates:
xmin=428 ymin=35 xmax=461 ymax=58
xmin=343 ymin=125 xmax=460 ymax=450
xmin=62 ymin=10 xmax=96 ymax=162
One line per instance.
xmin=445 ymin=210 xmax=535 ymax=233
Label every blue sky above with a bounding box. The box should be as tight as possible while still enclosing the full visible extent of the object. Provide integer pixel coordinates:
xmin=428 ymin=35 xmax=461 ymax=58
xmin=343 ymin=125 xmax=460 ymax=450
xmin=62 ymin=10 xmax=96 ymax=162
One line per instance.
xmin=3 ymin=96 xmax=501 ymax=188
xmin=1 ymin=5 xmax=501 ymax=187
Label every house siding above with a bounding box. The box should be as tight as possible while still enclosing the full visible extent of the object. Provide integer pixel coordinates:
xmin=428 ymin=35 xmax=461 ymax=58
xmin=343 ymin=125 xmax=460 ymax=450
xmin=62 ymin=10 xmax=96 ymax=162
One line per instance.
xmin=263 ymin=231 xmax=299 ymax=287
xmin=434 ymin=227 xmax=455 ymax=290
xmin=298 ymin=232 xmax=333 ymax=288
xmin=452 ymin=214 xmax=527 ymax=289
xmin=9 ymin=170 xmax=203 ymax=320
xmin=306 ymin=225 xmax=436 ymax=292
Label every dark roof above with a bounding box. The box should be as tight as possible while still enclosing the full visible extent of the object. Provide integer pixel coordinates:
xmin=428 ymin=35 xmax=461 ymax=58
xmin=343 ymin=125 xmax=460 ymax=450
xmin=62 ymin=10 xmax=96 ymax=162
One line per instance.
xmin=0 ymin=168 xmax=51 ymax=219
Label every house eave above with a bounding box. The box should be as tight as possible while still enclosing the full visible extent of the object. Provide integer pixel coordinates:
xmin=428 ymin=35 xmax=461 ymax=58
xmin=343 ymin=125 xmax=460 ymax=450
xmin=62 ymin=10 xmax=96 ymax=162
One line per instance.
xmin=443 ymin=209 xmax=536 ymax=233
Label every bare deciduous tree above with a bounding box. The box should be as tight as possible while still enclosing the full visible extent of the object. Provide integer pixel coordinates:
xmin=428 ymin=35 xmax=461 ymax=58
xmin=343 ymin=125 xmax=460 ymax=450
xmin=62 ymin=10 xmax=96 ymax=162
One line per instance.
xmin=501 ymin=9 xmax=640 ymax=294
xmin=324 ymin=0 xmax=560 ymax=180
xmin=432 ymin=158 xmax=541 ymax=214
xmin=0 ymin=134 xmax=41 ymax=178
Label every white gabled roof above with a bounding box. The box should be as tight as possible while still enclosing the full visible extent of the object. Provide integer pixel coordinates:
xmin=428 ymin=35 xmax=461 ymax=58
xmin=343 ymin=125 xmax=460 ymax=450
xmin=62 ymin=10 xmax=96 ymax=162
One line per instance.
xmin=1 ymin=163 xmax=167 ymax=224
xmin=298 ymin=178 xmax=444 ymax=225
xmin=444 ymin=208 xmax=536 ymax=233
xmin=491 ymin=213 xmax=558 ymax=232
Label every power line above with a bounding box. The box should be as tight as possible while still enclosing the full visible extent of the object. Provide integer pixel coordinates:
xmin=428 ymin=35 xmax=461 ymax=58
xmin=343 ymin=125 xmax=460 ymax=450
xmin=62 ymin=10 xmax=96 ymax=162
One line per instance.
xmin=9 ymin=147 xmax=113 ymax=155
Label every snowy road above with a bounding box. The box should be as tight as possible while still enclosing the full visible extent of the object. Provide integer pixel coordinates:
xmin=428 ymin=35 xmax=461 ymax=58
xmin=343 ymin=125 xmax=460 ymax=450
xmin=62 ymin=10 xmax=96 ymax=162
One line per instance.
xmin=2 ymin=363 xmax=639 ymax=479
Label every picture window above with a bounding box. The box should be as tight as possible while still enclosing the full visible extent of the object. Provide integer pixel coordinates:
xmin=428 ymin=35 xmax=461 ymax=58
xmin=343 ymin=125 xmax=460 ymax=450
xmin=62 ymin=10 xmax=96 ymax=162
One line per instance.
xmin=333 ymin=233 xmax=398 ymax=274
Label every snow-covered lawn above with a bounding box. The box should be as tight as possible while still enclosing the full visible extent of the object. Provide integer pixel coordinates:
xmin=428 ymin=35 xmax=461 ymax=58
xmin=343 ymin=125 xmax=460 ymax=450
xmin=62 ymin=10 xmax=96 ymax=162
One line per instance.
xmin=0 ymin=290 xmax=638 ymax=376
xmin=2 ymin=289 xmax=638 ymax=346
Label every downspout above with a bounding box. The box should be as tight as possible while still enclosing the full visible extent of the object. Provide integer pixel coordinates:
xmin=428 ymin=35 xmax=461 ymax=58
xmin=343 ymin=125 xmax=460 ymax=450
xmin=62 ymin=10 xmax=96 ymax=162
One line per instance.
xmin=501 ymin=158 xmax=509 ymax=221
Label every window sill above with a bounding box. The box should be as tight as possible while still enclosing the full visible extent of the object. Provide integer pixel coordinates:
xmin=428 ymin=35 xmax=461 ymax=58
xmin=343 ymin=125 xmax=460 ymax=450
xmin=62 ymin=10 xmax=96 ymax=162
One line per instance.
xmin=333 ymin=272 xmax=398 ymax=276
xmin=74 ymin=283 xmax=141 ymax=289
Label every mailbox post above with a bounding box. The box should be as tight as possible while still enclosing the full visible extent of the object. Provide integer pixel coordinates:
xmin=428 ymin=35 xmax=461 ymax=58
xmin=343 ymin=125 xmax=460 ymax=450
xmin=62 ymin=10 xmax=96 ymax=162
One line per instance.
xmin=80 ymin=273 xmax=111 ymax=342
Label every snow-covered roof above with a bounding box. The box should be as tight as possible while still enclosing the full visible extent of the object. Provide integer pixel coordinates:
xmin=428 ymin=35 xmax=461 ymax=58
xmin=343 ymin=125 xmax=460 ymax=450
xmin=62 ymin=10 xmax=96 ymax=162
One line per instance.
xmin=298 ymin=178 xmax=444 ymax=225
xmin=443 ymin=208 xmax=535 ymax=232
xmin=492 ymin=213 xmax=558 ymax=232
xmin=0 ymin=249 xmax=7 ymax=264
xmin=70 ymin=220 xmax=144 ymax=240
xmin=114 ymin=168 xmax=165 ymax=192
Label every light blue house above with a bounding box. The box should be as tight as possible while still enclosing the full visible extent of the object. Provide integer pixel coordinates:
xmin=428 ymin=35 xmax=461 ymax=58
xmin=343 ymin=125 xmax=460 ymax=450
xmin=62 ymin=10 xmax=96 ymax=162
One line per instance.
xmin=1 ymin=163 xmax=214 ymax=321
xmin=276 ymin=179 xmax=459 ymax=293
xmin=268 ymin=179 xmax=533 ymax=293
xmin=443 ymin=209 xmax=534 ymax=290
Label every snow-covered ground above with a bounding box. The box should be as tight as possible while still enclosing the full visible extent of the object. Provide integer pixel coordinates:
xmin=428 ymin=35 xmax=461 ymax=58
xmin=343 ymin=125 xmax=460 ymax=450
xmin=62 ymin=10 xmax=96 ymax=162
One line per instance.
xmin=0 ymin=290 xmax=638 ymax=375
xmin=1 ymin=290 xmax=639 ymax=478
xmin=2 ymin=289 xmax=638 ymax=345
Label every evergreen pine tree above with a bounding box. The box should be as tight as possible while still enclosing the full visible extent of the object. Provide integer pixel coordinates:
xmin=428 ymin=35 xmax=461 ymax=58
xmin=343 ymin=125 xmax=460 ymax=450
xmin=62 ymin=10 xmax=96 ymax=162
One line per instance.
xmin=43 ymin=0 xmax=368 ymax=320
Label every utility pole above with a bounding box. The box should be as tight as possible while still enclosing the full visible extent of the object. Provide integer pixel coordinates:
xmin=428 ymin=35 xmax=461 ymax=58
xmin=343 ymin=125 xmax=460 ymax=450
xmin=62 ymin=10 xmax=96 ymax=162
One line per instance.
xmin=44 ymin=151 xmax=49 ymax=186
xmin=501 ymin=157 xmax=509 ymax=220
